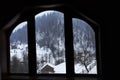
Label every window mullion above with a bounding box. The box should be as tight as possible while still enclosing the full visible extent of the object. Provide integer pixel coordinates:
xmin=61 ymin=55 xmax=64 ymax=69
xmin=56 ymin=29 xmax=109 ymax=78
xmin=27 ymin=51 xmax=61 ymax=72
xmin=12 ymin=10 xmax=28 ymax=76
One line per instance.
xmin=64 ymin=11 xmax=74 ymax=78
xmin=27 ymin=14 xmax=36 ymax=77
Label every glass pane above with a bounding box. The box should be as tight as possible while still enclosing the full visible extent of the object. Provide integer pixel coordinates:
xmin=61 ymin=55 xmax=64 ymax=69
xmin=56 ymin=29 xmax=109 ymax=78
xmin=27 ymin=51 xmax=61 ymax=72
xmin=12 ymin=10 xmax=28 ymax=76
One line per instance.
xmin=10 ymin=21 xmax=28 ymax=73
xmin=35 ymin=11 xmax=66 ymax=74
xmin=73 ymin=18 xmax=97 ymax=74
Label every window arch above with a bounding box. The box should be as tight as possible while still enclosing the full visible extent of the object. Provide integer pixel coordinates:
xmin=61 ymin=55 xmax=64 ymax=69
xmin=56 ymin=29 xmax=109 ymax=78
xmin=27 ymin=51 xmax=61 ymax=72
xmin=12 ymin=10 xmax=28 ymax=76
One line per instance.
xmin=4 ymin=4 xmax=101 ymax=80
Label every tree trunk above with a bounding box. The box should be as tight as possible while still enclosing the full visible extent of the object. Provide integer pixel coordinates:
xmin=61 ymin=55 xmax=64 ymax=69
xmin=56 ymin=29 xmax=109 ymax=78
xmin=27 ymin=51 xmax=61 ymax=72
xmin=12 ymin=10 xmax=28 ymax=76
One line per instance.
xmin=84 ymin=62 xmax=89 ymax=73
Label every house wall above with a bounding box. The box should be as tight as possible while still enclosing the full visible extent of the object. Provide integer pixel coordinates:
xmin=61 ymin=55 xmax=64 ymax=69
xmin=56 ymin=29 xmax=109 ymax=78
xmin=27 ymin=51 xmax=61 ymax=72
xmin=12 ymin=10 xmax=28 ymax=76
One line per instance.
xmin=41 ymin=65 xmax=54 ymax=73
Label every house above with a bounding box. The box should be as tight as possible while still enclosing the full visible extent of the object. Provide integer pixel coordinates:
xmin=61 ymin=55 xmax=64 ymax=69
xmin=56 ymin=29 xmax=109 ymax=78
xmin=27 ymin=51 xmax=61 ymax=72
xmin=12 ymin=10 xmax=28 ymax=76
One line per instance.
xmin=40 ymin=63 xmax=55 ymax=73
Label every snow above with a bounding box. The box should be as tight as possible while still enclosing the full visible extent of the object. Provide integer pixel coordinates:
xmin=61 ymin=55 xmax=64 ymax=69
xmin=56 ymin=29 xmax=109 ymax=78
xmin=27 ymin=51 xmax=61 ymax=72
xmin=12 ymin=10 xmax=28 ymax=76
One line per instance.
xmin=75 ymin=64 xmax=86 ymax=73
xmin=54 ymin=62 xmax=66 ymax=73
xmin=37 ymin=62 xmax=66 ymax=73
xmin=40 ymin=63 xmax=55 ymax=70
xmin=75 ymin=60 xmax=97 ymax=74
xmin=10 ymin=42 xmax=96 ymax=74
xmin=10 ymin=43 xmax=28 ymax=61
xmin=74 ymin=43 xmax=83 ymax=53
xmin=36 ymin=46 xmax=51 ymax=55
xmin=10 ymin=49 xmax=22 ymax=60
xmin=58 ymin=38 xmax=65 ymax=51
xmin=36 ymin=44 xmax=52 ymax=61
xmin=89 ymin=66 xmax=97 ymax=74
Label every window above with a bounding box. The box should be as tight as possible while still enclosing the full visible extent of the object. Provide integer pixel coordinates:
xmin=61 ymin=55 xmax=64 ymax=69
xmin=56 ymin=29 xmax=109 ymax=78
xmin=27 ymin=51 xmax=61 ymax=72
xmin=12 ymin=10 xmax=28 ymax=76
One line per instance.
xmin=10 ymin=21 xmax=28 ymax=73
xmin=7 ymin=5 xmax=100 ymax=79
xmin=35 ymin=11 xmax=66 ymax=74
xmin=73 ymin=18 xmax=97 ymax=74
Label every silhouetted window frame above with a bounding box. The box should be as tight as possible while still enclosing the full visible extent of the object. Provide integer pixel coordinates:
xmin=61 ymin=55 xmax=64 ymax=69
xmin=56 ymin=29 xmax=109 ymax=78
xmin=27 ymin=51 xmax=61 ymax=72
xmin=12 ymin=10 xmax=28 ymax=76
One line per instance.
xmin=5 ymin=4 xmax=101 ymax=79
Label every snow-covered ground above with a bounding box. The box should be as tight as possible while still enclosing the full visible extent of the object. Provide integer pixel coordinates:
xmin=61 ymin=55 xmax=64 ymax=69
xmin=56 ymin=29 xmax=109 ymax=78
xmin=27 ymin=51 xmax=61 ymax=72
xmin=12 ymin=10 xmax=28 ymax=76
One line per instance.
xmin=89 ymin=66 xmax=97 ymax=74
xmin=10 ymin=43 xmax=97 ymax=74
xmin=54 ymin=62 xmax=66 ymax=73
xmin=75 ymin=64 xmax=86 ymax=73
xmin=75 ymin=60 xmax=97 ymax=74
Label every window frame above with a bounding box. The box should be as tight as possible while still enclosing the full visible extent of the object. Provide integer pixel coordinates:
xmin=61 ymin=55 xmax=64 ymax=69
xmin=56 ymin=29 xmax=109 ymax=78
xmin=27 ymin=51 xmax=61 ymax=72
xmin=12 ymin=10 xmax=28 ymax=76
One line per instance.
xmin=3 ymin=4 xmax=101 ymax=79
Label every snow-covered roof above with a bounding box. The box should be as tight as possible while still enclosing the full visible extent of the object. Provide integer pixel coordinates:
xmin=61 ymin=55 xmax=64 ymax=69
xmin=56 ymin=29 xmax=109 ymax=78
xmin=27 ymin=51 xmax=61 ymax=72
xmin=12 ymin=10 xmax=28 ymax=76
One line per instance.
xmin=40 ymin=63 xmax=55 ymax=70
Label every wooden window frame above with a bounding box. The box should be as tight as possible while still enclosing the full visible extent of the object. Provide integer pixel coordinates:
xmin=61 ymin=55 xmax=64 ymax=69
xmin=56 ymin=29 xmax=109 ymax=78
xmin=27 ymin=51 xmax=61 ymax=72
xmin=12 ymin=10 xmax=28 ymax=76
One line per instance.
xmin=1 ymin=4 xmax=101 ymax=80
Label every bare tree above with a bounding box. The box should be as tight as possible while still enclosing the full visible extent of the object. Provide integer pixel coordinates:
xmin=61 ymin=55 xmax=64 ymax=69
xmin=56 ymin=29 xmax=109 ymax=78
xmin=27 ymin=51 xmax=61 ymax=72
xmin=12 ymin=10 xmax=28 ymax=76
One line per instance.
xmin=73 ymin=19 xmax=95 ymax=73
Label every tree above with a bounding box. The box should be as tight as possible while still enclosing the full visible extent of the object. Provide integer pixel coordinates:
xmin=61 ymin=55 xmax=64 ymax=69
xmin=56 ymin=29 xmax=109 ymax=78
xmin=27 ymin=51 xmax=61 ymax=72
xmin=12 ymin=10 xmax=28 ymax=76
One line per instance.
xmin=73 ymin=19 xmax=96 ymax=73
xmin=36 ymin=11 xmax=65 ymax=65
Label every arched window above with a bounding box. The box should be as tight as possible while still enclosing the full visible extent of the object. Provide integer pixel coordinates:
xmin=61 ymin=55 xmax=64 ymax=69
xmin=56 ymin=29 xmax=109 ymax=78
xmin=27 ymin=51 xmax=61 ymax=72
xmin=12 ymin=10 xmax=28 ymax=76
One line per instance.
xmin=35 ymin=11 xmax=66 ymax=74
xmin=10 ymin=21 xmax=28 ymax=73
xmin=73 ymin=18 xmax=97 ymax=74
xmin=4 ymin=4 xmax=101 ymax=80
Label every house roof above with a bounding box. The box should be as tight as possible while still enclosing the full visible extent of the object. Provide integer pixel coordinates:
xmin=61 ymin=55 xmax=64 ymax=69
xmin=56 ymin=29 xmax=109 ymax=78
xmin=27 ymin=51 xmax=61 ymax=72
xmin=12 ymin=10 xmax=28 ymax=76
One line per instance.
xmin=40 ymin=63 xmax=55 ymax=70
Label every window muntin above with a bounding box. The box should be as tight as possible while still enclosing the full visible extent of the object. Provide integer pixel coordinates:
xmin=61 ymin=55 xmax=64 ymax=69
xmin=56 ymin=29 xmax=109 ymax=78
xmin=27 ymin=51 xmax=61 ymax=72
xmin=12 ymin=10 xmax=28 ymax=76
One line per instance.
xmin=10 ymin=21 xmax=28 ymax=73
xmin=35 ymin=11 xmax=66 ymax=74
xmin=73 ymin=18 xmax=97 ymax=74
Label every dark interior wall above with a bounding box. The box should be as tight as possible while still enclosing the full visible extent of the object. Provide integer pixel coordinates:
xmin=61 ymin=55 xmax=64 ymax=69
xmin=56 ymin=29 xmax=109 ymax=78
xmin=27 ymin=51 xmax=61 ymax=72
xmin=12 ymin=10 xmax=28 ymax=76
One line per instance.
xmin=0 ymin=0 xmax=112 ymax=80
xmin=0 ymin=0 xmax=100 ymax=29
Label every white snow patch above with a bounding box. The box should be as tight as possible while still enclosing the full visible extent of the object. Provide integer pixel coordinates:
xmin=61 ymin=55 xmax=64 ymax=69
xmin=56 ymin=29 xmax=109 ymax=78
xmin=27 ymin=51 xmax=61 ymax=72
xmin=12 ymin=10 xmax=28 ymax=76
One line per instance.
xmin=54 ymin=62 xmax=66 ymax=73
xmin=75 ymin=64 xmax=86 ymax=73
xmin=89 ymin=66 xmax=97 ymax=74
xmin=10 ymin=43 xmax=28 ymax=61
xmin=75 ymin=60 xmax=97 ymax=74
xmin=10 ymin=49 xmax=23 ymax=61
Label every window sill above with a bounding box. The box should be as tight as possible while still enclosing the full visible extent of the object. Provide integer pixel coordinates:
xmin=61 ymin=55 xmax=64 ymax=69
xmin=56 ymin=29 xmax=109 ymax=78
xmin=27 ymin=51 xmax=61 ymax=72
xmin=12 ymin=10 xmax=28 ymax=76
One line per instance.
xmin=3 ymin=75 xmax=100 ymax=80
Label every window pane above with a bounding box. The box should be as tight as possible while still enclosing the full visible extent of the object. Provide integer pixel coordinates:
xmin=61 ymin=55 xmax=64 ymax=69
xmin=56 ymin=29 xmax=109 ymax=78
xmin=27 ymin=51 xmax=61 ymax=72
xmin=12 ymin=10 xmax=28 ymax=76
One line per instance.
xmin=73 ymin=18 xmax=97 ymax=74
xmin=10 ymin=21 xmax=28 ymax=73
xmin=35 ymin=11 xmax=66 ymax=74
